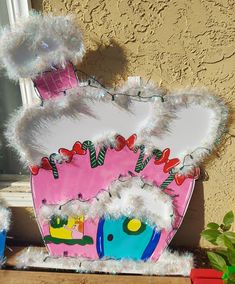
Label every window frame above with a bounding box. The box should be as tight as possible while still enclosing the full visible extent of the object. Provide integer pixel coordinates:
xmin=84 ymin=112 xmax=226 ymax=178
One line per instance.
xmin=6 ymin=0 xmax=36 ymax=106
xmin=0 ymin=0 xmax=34 ymax=207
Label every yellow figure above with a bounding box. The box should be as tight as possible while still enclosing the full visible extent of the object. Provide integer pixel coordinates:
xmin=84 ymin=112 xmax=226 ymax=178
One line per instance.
xmin=49 ymin=216 xmax=84 ymax=239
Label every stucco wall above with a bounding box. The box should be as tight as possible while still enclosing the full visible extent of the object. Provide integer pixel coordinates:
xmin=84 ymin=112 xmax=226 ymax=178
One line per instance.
xmin=32 ymin=0 xmax=235 ymax=248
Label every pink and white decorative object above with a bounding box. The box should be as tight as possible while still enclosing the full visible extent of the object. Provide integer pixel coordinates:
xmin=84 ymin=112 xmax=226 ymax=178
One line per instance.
xmin=0 ymin=13 xmax=228 ymax=275
xmin=33 ymin=62 xmax=78 ymax=100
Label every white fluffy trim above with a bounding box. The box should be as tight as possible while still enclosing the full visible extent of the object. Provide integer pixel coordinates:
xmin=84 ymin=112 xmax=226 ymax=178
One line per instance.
xmin=5 ymin=82 xmax=228 ymax=174
xmin=0 ymin=12 xmax=85 ymax=80
xmin=40 ymin=177 xmax=174 ymax=230
xmin=0 ymin=205 xmax=11 ymax=231
xmin=16 ymin=246 xmax=193 ymax=276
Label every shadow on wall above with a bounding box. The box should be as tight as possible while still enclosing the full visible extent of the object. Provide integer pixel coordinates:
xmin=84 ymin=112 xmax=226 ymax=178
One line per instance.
xmin=32 ymin=3 xmax=128 ymax=86
xmin=171 ymin=173 xmax=206 ymax=248
xmin=77 ymin=40 xmax=128 ymax=87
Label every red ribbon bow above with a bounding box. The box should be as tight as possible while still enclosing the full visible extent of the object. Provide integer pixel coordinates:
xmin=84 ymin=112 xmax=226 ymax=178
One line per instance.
xmin=29 ymin=157 xmax=52 ymax=175
xmin=174 ymin=167 xmax=200 ymax=185
xmin=58 ymin=141 xmax=87 ymax=162
xmin=29 ymin=141 xmax=87 ymax=175
xmin=114 ymin=134 xmax=137 ymax=151
xmin=154 ymin=148 xmax=180 ymax=173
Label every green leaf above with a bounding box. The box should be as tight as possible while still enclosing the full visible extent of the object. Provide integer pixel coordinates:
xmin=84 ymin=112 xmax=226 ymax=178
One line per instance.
xmin=221 ymin=224 xmax=232 ymax=232
xmin=228 ymin=267 xmax=235 ymax=283
xmin=207 ymin=222 xmax=220 ymax=230
xmin=228 ymin=250 xmax=235 ymax=266
xmin=208 ymin=252 xmax=227 ymax=272
xmin=223 ymin=211 xmax=234 ymax=227
xmin=217 ymin=249 xmax=229 ymax=260
xmin=201 ymin=229 xmax=221 ymax=243
xmin=225 ymin=232 xmax=235 ymax=244
xmin=217 ymin=235 xmax=235 ymax=250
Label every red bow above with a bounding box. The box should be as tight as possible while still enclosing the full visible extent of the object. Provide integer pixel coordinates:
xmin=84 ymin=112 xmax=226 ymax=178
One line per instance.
xmin=29 ymin=141 xmax=87 ymax=175
xmin=29 ymin=157 xmax=52 ymax=175
xmin=174 ymin=167 xmax=200 ymax=185
xmin=59 ymin=141 xmax=87 ymax=162
xmin=154 ymin=148 xmax=180 ymax=173
xmin=114 ymin=134 xmax=137 ymax=151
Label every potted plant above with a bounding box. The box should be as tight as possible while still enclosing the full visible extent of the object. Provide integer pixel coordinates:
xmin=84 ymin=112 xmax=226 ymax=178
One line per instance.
xmin=191 ymin=211 xmax=235 ymax=283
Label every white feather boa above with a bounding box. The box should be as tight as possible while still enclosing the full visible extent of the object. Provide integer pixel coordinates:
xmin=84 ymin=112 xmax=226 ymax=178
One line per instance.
xmin=0 ymin=205 xmax=11 ymax=232
xmin=0 ymin=12 xmax=84 ymax=80
xmin=39 ymin=177 xmax=174 ymax=231
xmin=16 ymin=246 xmax=193 ymax=276
xmin=5 ymin=81 xmax=228 ymax=174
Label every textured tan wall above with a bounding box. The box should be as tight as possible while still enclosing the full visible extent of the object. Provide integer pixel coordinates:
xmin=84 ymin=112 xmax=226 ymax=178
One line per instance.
xmin=31 ymin=0 xmax=235 ymax=248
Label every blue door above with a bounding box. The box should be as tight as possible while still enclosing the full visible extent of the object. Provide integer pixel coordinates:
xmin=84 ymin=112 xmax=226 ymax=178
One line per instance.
xmin=97 ymin=217 xmax=161 ymax=260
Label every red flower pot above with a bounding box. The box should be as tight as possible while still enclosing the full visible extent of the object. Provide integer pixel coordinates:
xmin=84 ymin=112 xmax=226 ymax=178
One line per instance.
xmin=190 ymin=269 xmax=223 ymax=284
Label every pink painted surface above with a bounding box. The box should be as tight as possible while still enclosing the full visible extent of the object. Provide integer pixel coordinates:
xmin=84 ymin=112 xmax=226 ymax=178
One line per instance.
xmin=33 ymin=63 xmax=78 ymax=100
xmin=31 ymin=146 xmax=195 ymax=260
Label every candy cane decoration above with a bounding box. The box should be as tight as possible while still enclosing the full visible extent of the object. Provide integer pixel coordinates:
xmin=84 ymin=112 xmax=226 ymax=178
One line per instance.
xmin=82 ymin=141 xmax=107 ymax=168
xmin=134 ymin=146 xmax=162 ymax=173
xmin=49 ymin=153 xmax=59 ymax=179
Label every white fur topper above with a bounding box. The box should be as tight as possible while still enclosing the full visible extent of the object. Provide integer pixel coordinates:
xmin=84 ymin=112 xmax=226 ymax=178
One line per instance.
xmin=40 ymin=177 xmax=174 ymax=231
xmin=0 ymin=204 xmax=11 ymax=232
xmin=5 ymin=80 xmax=228 ymax=173
xmin=16 ymin=246 xmax=193 ymax=276
xmin=0 ymin=12 xmax=85 ymax=80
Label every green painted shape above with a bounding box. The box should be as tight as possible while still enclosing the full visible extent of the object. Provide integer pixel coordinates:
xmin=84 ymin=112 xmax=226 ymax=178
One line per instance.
xmin=44 ymin=235 xmax=93 ymax=245
xmin=134 ymin=145 xmax=153 ymax=173
xmin=134 ymin=146 xmax=163 ymax=173
xmin=82 ymin=140 xmax=107 ymax=168
xmin=160 ymin=174 xmax=175 ymax=189
xmin=50 ymin=215 xmax=68 ymax=228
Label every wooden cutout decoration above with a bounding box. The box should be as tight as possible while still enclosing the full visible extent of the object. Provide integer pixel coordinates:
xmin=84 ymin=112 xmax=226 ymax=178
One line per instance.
xmin=0 ymin=13 xmax=228 ymax=272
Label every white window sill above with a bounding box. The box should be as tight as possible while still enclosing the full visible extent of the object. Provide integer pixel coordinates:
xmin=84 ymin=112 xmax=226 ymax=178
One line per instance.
xmin=0 ymin=175 xmax=32 ymax=207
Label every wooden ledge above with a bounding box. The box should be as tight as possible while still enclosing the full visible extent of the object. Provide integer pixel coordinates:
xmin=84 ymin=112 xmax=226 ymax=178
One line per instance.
xmin=0 ymin=270 xmax=191 ymax=284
